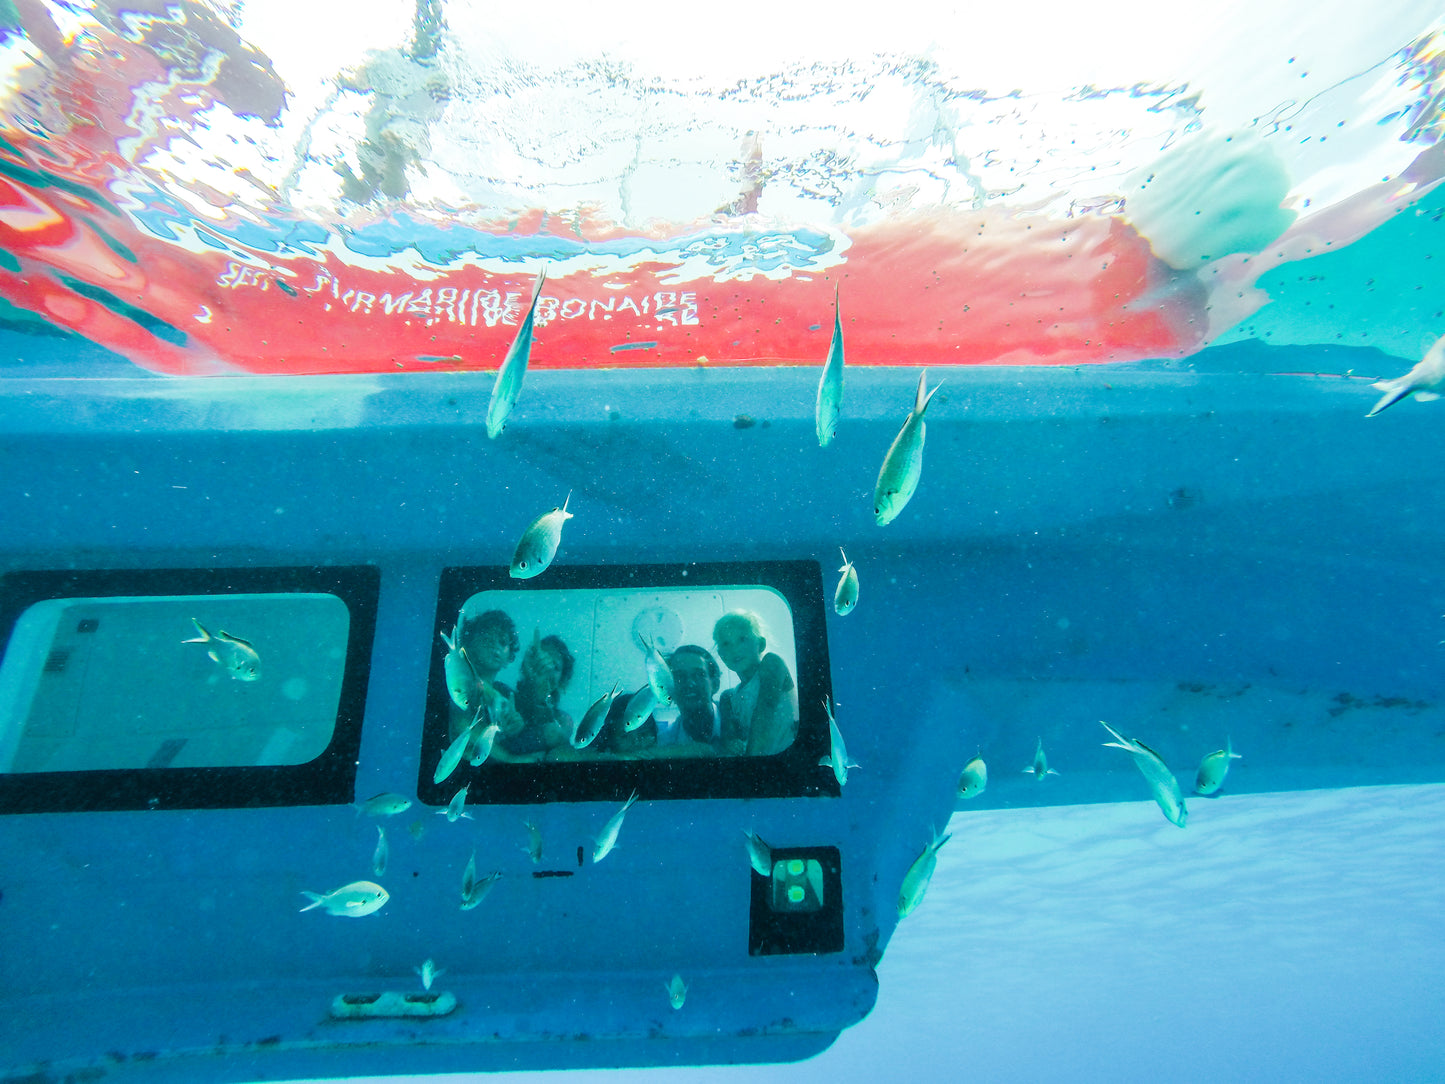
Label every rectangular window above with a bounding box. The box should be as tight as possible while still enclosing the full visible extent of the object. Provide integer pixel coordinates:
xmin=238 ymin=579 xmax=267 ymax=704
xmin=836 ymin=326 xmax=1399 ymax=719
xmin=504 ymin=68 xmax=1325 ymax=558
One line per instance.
xmin=420 ymin=560 xmax=835 ymax=805
xmin=0 ymin=567 xmax=379 ymax=813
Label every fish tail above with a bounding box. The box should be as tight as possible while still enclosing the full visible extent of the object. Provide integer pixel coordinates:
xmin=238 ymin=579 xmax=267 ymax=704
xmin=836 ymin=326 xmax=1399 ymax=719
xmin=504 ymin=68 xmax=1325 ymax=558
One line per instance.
xmin=1367 ymin=379 xmax=1411 ymax=417
xmin=1227 ymin=735 xmax=1243 ymax=760
xmin=1098 ymin=720 xmax=1130 ymax=746
xmin=915 ymin=371 xmax=943 ymax=416
xmin=182 ymin=617 xmax=211 ymax=644
xmin=299 ymin=892 xmax=325 ymax=912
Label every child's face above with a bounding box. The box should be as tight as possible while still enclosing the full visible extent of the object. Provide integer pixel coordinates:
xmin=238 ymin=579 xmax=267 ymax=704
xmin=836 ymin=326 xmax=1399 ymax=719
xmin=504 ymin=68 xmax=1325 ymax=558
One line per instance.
xmin=715 ymin=622 xmax=762 ymax=675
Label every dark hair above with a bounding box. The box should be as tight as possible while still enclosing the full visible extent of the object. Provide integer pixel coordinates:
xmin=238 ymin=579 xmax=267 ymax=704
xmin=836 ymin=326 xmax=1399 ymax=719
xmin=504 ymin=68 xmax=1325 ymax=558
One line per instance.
xmin=538 ymin=633 xmax=575 ymax=690
xmin=669 ymin=643 xmax=720 ymax=693
xmin=461 ymin=608 xmax=519 ymax=661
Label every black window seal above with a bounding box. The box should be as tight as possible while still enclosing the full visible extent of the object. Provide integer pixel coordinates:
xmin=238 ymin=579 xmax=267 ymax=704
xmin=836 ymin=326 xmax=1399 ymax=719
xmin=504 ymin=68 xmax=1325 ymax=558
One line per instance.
xmin=0 ymin=565 xmax=379 ymax=814
xmin=419 ymin=559 xmax=838 ymax=806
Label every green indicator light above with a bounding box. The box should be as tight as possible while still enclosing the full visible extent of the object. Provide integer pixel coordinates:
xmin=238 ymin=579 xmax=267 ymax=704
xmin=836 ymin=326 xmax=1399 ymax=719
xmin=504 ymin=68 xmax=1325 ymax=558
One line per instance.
xmin=788 ymin=858 xmax=804 ymax=875
xmin=788 ymin=885 xmax=805 ymax=903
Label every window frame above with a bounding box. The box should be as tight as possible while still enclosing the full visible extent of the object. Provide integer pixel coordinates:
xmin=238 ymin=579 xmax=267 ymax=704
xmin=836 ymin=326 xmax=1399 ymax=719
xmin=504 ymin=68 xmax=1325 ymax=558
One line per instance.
xmin=419 ymin=560 xmax=838 ymax=806
xmin=0 ymin=565 xmax=379 ymax=814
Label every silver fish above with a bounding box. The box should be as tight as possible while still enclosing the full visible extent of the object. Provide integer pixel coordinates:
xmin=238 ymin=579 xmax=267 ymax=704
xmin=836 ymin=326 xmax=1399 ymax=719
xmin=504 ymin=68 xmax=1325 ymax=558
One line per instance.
xmin=434 ymin=715 xmax=479 ymax=785
xmin=1195 ymin=736 xmax=1242 ymax=796
xmin=441 ymin=626 xmax=478 ymax=713
xmin=355 ymin=792 xmax=412 ymax=817
xmin=643 ymin=635 xmax=675 ymax=708
xmin=592 ymin=790 xmax=639 ymax=863
xmin=461 ymin=869 xmax=502 ymax=911
xmin=816 ymin=281 xmax=844 ymax=447
xmin=1023 ymin=737 xmax=1060 ymax=781
xmin=1368 ymin=331 xmax=1445 ymax=416
xmin=524 ymin=821 xmax=543 ymax=864
xmin=573 ymin=682 xmax=621 ymax=749
xmin=1100 ymin=720 xmax=1187 ymax=827
xmin=897 ymin=828 xmax=951 ymax=919
xmin=510 ymin=492 xmax=573 ymax=579
xmin=415 ymin=958 xmax=444 ymax=991
xmin=461 ymin=848 xmax=478 ymax=899
xmin=485 ymin=266 xmax=546 ymax=438
xmin=183 ymin=618 xmax=261 ymax=681
xmin=833 ymin=547 xmax=858 ymax=616
xmin=466 ymin=722 xmax=502 ymax=767
xmin=666 ymin=973 xmax=688 ymax=1010
xmin=956 ymin=754 xmax=987 ymax=800
xmin=817 ymin=696 xmax=859 ymax=786
xmin=622 ymin=685 xmax=657 ymax=732
xmin=742 ymin=829 xmax=773 ymax=877
xmin=873 ymin=370 xmax=942 ymax=526
xmin=437 ymin=784 xmax=473 ymax=823
xmin=372 ymin=825 xmax=389 ymax=878
xmin=300 ymin=880 xmax=389 ymax=918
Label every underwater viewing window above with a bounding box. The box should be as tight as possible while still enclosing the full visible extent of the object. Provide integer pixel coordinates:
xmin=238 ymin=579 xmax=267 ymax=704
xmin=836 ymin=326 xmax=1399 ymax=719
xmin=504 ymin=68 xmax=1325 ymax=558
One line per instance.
xmin=419 ymin=561 xmax=834 ymax=805
xmin=0 ymin=567 xmax=379 ymax=814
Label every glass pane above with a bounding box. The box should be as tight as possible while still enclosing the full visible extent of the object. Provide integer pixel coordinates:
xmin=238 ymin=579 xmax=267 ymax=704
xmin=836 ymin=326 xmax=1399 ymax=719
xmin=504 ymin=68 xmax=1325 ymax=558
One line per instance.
xmin=0 ymin=593 xmax=350 ymax=773
xmin=441 ymin=585 xmax=798 ymax=763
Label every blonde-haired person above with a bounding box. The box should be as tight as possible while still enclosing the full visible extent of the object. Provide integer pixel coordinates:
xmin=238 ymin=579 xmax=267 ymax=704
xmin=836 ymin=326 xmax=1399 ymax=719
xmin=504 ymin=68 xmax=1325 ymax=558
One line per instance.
xmin=713 ymin=610 xmax=799 ymax=756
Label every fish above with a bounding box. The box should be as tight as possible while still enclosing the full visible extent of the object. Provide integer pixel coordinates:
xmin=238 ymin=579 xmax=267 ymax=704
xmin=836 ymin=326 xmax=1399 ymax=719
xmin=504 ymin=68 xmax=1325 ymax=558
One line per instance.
xmin=466 ymin=722 xmax=502 ymax=767
xmin=1195 ymin=736 xmax=1243 ymax=796
xmin=643 ymin=635 xmax=675 ymax=708
xmin=300 ymin=880 xmax=389 ymax=918
xmin=523 ymin=820 xmax=544 ymax=863
xmin=485 ymin=265 xmax=546 ymax=438
xmin=1367 ymin=332 xmax=1445 ymax=416
xmin=510 ymin=492 xmax=574 ymax=579
xmin=1023 ymin=737 xmax=1060 ymax=781
xmin=437 ymin=784 xmax=473 ymax=823
xmin=817 ymin=696 xmax=860 ymax=786
xmin=573 ymin=682 xmax=620 ymax=749
xmin=743 ymin=829 xmax=773 ymax=877
xmin=183 ymin=618 xmax=261 ymax=681
xmin=592 ymin=790 xmax=639 ymax=863
xmin=355 ymin=792 xmax=412 ymax=817
xmin=415 ymin=958 xmax=444 ymax=991
xmin=666 ymin=973 xmax=688 ymax=1010
xmin=434 ymin=716 xmax=479 ymax=785
xmin=1100 ymin=720 xmax=1187 ymax=827
xmin=873 ymin=370 xmax=942 ymax=526
xmin=816 ymin=281 xmax=844 ymax=446
xmin=461 ymin=849 xmax=478 ymax=899
xmin=441 ymin=626 xmax=478 ymax=712
xmin=372 ymin=825 xmax=389 ymax=878
xmin=956 ymin=754 xmax=987 ymax=799
xmin=622 ymin=685 xmax=657 ymax=732
xmin=833 ymin=547 xmax=858 ymax=616
xmin=461 ymin=870 xmax=502 ymax=911
xmin=897 ymin=828 xmax=951 ymax=919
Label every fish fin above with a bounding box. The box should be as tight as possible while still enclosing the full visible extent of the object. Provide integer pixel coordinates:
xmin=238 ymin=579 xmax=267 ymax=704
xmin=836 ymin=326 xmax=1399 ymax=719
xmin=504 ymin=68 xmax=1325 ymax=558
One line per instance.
xmin=1047 ymin=768 xmax=1060 ymax=776
xmin=182 ymin=617 xmax=210 ymax=643
xmin=217 ymin=630 xmax=255 ymax=648
xmin=1416 ymin=390 xmax=1440 ymax=402
xmin=1098 ymin=720 xmax=1131 ymax=746
xmin=821 ymin=756 xmax=835 ymax=769
xmin=1367 ymin=380 xmax=1411 ymax=417
xmin=838 ymin=546 xmax=849 ymax=569
xmin=530 ymin=265 xmax=548 ymax=305
xmin=914 ymin=371 xmax=943 ymax=416
xmin=299 ymin=892 xmax=325 ymax=912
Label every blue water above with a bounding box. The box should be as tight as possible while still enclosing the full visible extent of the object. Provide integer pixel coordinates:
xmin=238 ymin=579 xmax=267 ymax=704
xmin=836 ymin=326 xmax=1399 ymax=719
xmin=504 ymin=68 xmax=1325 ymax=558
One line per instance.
xmin=313 ymin=784 xmax=1445 ymax=1084
xmin=4 ymin=7 xmax=1445 ymax=1082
